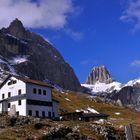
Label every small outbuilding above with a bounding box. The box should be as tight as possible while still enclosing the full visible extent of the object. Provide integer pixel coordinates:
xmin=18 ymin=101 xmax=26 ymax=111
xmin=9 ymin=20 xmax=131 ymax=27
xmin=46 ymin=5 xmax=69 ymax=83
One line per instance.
xmin=61 ymin=111 xmax=109 ymax=122
xmin=81 ymin=113 xmax=108 ymax=122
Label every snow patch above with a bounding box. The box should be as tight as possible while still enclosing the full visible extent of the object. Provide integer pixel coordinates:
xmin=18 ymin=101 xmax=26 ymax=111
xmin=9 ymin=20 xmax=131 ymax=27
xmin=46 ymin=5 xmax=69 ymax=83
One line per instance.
xmin=87 ymin=107 xmax=99 ymax=114
xmin=82 ymin=81 xmax=122 ymax=94
xmin=0 ymin=56 xmax=17 ymax=74
xmin=75 ymin=107 xmax=99 ymax=114
xmin=125 ymin=78 xmax=140 ymax=87
xmin=65 ymin=98 xmax=71 ymax=101
xmin=6 ymin=33 xmax=18 ymax=39
xmin=9 ymin=55 xmax=29 ymax=65
xmin=95 ymin=119 xmax=107 ymax=124
xmin=135 ymin=108 xmax=140 ymax=112
xmin=21 ymin=40 xmax=28 ymax=44
xmin=6 ymin=34 xmax=28 ymax=44
xmin=76 ymin=109 xmax=81 ymax=112
xmin=115 ymin=112 xmax=121 ymax=115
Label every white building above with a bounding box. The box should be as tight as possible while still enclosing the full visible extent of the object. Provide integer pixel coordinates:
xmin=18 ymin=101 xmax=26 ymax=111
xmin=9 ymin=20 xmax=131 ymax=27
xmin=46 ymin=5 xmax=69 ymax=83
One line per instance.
xmin=0 ymin=75 xmax=59 ymax=118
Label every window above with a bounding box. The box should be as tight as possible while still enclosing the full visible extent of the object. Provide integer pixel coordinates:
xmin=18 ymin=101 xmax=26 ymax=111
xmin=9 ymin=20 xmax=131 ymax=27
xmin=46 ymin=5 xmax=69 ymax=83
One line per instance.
xmin=8 ymin=103 xmax=10 ymax=108
xmin=8 ymin=92 xmax=11 ymax=98
xmin=2 ymin=94 xmax=4 ymax=99
xmin=18 ymin=89 xmax=21 ymax=95
xmin=18 ymin=100 xmax=21 ymax=105
xmin=28 ymin=110 xmax=32 ymax=116
xmin=38 ymin=89 xmax=41 ymax=95
xmin=8 ymin=80 xmax=17 ymax=85
xmin=53 ymin=112 xmax=55 ymax=118
xmin=43 ymin=90 xmax=46 ymax=95
xmin=27 ymin=99 xmax=52 ymax=107
xmin=42 ymin=111 xmax=45 ymax=117
xmin=13 ymin=80 xmax=17 ymax=84
xmin=48 ymin=112 xmax=51 ymax=118
xmin=8 ymin=82 xmax=12 ymax=85
xmin=33 ymin=88 xmax=36 ymax=94
xmin=36 ymin=111 xmax=39 ymax=117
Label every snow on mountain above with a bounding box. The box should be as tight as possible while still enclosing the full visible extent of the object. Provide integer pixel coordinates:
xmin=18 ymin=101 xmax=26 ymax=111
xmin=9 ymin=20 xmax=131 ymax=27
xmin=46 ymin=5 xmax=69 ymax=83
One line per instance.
xmin=0 ymin=54 xmax=30 ymax=75
xmin=82 ymin=81 xmax=123 ymax=94
xmin=0 ymin=55 xmax=29 ymax=84
xmin=0 ymin=55 xmax=16 ymax=75
xmin=82 ymin=77 xmax=140 ymax=95
xmin=125 ymin=78 xmax=140 ymax=87
xmin=9 ymin=55 xmax=29 ymax=65
xmin=135 ymin=108 xmax=140 ymax=112
xmin=83 ymin=65 xmax=123 ymax=94
xmin=6 ymin=33 xmax=28 ymax=44
xmin=6 ymin=33 xmax=18 ymax=39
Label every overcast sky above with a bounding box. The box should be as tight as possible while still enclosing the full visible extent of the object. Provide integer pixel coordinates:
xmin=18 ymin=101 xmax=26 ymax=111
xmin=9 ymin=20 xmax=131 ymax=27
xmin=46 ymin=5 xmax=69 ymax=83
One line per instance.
xmin=1 ymin=0 xmax=140 ymax=83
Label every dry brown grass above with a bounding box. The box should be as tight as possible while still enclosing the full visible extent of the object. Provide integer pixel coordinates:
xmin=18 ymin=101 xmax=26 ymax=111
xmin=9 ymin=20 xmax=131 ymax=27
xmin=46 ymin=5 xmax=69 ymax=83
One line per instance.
xmin=0 ymin=90 xmax=139 ymax=140
xmin=53 ymin=90 xmax=140 ymax=136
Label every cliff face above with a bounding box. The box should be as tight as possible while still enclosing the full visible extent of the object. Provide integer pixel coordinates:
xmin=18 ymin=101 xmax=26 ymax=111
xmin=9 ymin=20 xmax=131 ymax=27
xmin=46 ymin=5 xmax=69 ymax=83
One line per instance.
xmin=0 ymin=19 xmax=82 ymax=91
xmin=86 ymin=66 xmax=113 ymax=84
xmin=108 ymin=84 xmax=140 ymax=107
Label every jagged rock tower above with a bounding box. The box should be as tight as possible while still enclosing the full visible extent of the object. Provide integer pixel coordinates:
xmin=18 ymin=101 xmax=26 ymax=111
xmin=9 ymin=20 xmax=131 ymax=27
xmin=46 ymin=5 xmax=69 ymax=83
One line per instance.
xmin=86 ymin=65 xmax=113 ymax=84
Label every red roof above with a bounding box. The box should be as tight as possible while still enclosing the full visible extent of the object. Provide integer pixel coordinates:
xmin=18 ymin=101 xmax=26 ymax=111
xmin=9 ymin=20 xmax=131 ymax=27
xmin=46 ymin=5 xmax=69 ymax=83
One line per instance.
xmin=13 ymin=75 xmax=53 ymax=88
xmin=0 ymin=75 xmax=53 ymax=89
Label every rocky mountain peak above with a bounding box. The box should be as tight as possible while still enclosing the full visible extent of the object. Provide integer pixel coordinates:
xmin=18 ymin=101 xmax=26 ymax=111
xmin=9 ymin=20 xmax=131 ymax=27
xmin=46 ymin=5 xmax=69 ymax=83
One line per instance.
xmin=6 ymin=18 xmax=28 ymax=38
xmin=0 ymin=19 xmax=82 ymax=91
xmin=86 ymin=65 xmax=113 ymax=84
xmin=9 ymin=18 xmax=24 ymax=29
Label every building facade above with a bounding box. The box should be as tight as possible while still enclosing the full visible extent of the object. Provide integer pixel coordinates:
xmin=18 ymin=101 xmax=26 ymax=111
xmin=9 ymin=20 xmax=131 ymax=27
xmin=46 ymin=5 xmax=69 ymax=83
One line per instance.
xmin=0 ymin=75 xmax=59 ymax=118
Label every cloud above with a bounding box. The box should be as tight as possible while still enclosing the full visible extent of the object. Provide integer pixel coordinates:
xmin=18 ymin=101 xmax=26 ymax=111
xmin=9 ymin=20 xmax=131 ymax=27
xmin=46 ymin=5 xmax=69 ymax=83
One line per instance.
xmin=131 ymin=60 xmax=140 ymax=67
xmin=0 ymin=0 xmax=74 ymax=29
xmin=64 ymin=28 xmax=83 ymax=40
xmin=120 ymin=0 xmax=140 ymax=31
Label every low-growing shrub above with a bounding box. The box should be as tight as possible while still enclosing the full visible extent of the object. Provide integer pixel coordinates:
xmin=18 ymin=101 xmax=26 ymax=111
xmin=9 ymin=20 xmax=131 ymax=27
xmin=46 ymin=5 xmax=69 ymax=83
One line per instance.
xmin=8 ymin=117 xmax=17 ymax=127
xmin=34 ymin=123 xmax=44 ymax=129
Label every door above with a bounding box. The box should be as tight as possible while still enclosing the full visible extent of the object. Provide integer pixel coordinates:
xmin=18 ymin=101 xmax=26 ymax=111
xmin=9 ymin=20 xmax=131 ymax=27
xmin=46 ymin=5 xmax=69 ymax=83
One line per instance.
xmin=48 ymin=111 xmax=51 ymax=118
xmin=2 ymin=101 xmax=8 ymax=113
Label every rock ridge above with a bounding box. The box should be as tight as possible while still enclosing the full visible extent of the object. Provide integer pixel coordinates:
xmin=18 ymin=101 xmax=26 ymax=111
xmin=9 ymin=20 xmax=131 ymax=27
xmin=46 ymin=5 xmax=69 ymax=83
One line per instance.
xmin=86 ymin=65 xmax=113 ymax=84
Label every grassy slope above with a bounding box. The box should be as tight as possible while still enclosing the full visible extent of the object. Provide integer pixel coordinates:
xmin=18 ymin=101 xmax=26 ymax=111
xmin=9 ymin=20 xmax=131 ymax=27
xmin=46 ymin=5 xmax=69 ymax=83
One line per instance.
xmin=53 ymin=90 xmax=140 ymax=136
xmin=0 ymin=90 xmax=140 ymax=140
